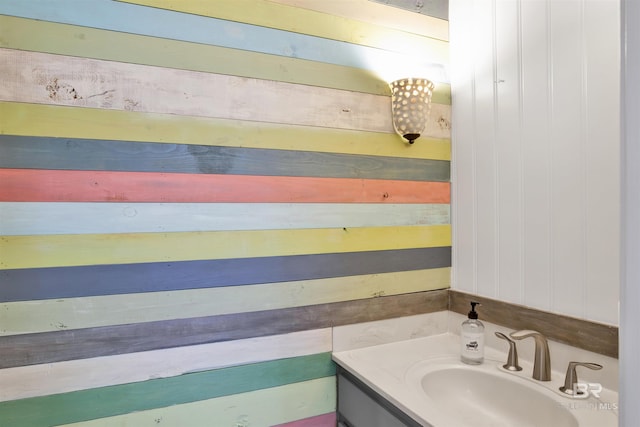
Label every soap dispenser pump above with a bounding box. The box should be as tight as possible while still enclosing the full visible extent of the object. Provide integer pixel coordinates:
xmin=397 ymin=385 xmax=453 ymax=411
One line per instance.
xmin=461 ymin=301 xmax=485 ymax=365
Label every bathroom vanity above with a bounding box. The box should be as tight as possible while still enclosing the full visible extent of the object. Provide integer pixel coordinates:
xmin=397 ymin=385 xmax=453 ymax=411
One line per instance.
xmin=333 ymin=333 xmax=618 ymax=427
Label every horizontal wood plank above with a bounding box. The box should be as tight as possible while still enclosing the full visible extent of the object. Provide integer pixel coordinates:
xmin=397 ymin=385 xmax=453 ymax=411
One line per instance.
xmin=0 ymin=15 xmax=451 ymax=103
xmin=0 ymin=290 xmax=449 ymax=368
xmin=449 ymin=290 xmax=619 ymax=358
xmin=0 ymin=15 xmax=386 ymax=97
xmin=0 ymin=202 xmax=449 ymax=236
xmin=0 ymin=169 xmax=450 ymax=204
xmin=270 ymin=0 xmax=449 ymax=41
xmin=0 ymin=102 xmax=452 ymax=161
xmin=0 ymin=329 xmax=332 ymax=402
xmin=58 ymin=378 xmax=336 ymax=427
xmin=0 ymin=248 xmax=451 ymax=302
xmin=0 ymin=0 xmax=448 ymax=81
xmin=0 ymin=48 xmax=452 ymax=137
xmin=119 ymin=0 xmax=449 ymax=62
xmin=0 ymin=225 xmax=451 ymax=270
xmin=0 ymin=268 xmax=450 ymax=335
xmin=0 ymin=354 xmax=335 ymax=427
xmin=0 ymin=135 xmax=450 ymax=182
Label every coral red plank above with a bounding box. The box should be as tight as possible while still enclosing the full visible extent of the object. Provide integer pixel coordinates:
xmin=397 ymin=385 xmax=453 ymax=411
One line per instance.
xmin=0 ymin=169 xmax=450 ymax=203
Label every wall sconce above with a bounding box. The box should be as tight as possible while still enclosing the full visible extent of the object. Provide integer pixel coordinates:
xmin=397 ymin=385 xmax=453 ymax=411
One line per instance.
xmin=389 ymin=78 xmax=435 ymax=144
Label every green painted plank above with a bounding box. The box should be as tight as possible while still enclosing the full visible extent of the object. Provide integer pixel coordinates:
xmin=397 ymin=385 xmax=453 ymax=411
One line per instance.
xmin=0 ymin=353 xmax=335 ymax=427
xmin=60 ymin=377 xmax=336 ymax=427
xmin=0 ymin=268 xmax=450 ymax=335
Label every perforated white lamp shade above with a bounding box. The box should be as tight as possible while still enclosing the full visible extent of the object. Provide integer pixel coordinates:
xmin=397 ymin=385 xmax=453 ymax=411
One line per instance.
xmin=389 ymin=78 xmax=435 ymax=144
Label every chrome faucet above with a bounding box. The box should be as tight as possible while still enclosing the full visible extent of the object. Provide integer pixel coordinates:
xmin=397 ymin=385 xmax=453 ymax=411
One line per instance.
xmin=509 ymin=330 xmax=551 ymax=381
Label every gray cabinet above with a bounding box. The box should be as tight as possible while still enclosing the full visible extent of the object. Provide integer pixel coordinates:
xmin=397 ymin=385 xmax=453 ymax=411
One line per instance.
xmin=336 ymin=366 xmax=427 ymax=427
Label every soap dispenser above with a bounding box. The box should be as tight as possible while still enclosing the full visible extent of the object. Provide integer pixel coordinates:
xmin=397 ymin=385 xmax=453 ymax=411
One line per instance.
xmin=461 ymin=301 xmax=485 ymax=365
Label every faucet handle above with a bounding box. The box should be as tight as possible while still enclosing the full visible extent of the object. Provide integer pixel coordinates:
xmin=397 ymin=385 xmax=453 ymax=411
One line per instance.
xmin=495 ymin=332 xmax=522 ymax=371
xmin=559 ymin=361 xmax=603 ymax=396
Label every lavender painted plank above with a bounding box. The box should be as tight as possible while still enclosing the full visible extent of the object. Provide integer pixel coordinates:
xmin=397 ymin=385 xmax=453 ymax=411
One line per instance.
xmin=0 ymin=135 xmax=450 ymax=181
xmin=0 ymin=290 xmax=449 ymax=368
xmin=0 ymin=247 xmax=452 ymax=302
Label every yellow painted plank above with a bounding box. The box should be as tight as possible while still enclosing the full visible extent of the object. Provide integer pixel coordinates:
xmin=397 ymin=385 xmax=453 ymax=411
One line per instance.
xmin=119 ymin=0 xmax=449 ymax=64
xmin=0 ymin=225 xmax=451 ymax=269
xmin=0 ymin=102 xmax=451 ymax=160
xmin=60 ymin=377 xmax=336 ymax=427
xmin=269 ymin=0 xmax=449 ymax=41
xmin=0 ymin=268 xmax=450 ymax=335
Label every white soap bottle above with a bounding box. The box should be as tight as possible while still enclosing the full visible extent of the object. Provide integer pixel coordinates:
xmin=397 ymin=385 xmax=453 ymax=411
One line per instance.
xmin=461 ymin=301 xmax=484 ymax=364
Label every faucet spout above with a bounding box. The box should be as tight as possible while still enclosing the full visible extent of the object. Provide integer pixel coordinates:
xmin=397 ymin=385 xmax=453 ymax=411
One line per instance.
xmin=509 ymin=330 xmax=551 ymax=381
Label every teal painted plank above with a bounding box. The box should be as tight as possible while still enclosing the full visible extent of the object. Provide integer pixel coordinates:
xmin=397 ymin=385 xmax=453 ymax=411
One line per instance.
xmin=0 ymin=0 xmax=448 ymax=82
xmin=59 ymin=378 xmax=336 ymax=427
xmin=0 ymin=353 xmax=336 ymax=427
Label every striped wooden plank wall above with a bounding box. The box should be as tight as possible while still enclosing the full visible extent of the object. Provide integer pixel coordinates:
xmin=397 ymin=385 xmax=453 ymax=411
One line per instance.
xmin=0 ymin=0 xmax=450 ymax=425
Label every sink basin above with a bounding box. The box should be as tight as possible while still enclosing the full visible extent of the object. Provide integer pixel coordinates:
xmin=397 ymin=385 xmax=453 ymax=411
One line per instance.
xmin=419 ymin=365 xmax=578 ymax=427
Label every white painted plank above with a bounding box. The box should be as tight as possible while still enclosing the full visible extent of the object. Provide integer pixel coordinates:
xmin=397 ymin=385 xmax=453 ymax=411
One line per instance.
xmin=0 ymin=329 xmax=331 ymax=402
xmin=449 ymin=0 xmax=476 ymax=294
xmin=0 ymin=48 xmax=451 ymax=138
xmin=549 ymin=0 xmax=586 ymax=319
xmin=332 ymin=311 xmax=448 ymax=352
xmin=520 ymin=0 xmax=553 ymax=311
xmin=495 ymin=0 xmax=523 ymax=304
xmin=59 ymin=377 xmax=336 ymax=427
xmin=583 ymin=0 xmax=620 ymax=325
xmin=0 ymin=202 xmax=450 ymax=235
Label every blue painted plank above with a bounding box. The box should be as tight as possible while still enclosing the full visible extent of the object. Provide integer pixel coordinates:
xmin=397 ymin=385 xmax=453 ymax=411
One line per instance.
xmin=0 ymin=135 xmax=451 ymax=182
xmin=0 ymin=247 xmax=452 ymax=302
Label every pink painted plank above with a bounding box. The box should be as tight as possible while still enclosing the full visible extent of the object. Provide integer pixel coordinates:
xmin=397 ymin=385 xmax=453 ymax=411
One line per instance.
xmin=0 ymin=169 xmax=450 ymax=204
xmin=273 ymin=412 xmax=337 ymax=427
